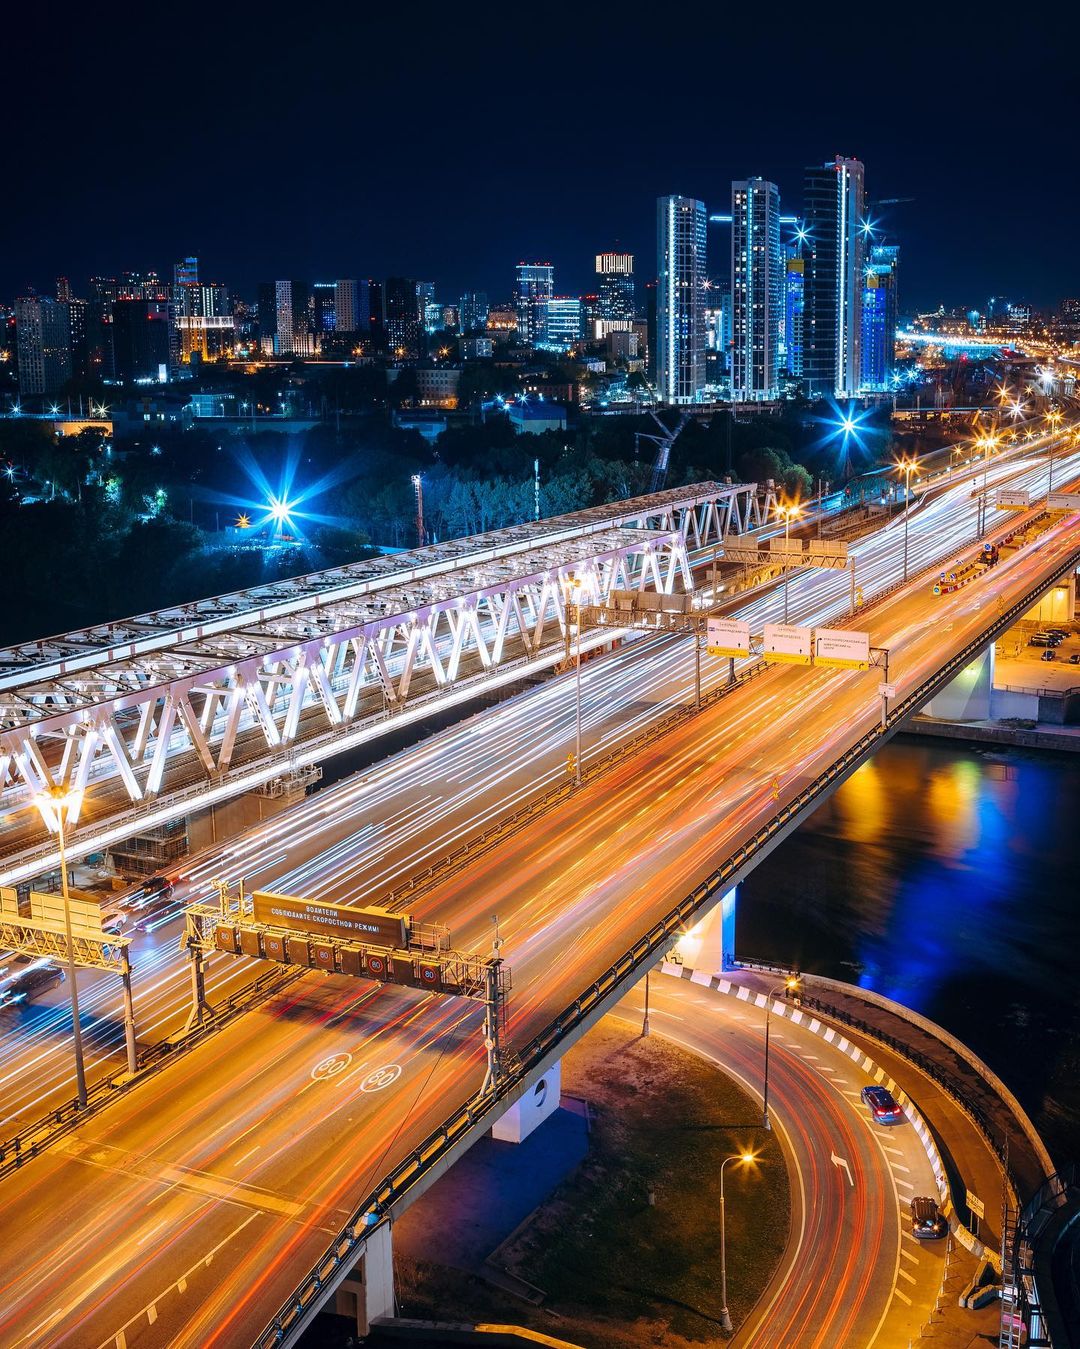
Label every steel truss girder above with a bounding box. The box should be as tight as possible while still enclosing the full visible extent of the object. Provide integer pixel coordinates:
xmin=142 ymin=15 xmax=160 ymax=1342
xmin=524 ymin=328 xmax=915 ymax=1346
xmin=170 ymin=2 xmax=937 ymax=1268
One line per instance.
xmin=0 ymin=527 xmax=698 ymax=814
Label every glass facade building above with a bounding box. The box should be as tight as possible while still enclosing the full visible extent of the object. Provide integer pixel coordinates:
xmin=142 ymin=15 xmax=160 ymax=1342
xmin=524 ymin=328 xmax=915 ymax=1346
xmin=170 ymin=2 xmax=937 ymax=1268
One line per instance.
xmin=514 ymin=264 xmax=554 ymax=346
xmin=803 ymin=156 xmax=866 ymax=398
xmin=860 ymin=243 xmax=899 ymax=390
xmin=730 ymin=178 xmax=782 ymax=401
xmin=656 ymin=194 xmax=707 ymax=404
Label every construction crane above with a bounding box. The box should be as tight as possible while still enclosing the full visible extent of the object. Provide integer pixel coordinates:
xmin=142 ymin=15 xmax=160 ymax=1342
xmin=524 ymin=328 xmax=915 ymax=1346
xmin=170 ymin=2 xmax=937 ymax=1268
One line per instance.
xmin=636 ymin=412 xmax=689 ymax=494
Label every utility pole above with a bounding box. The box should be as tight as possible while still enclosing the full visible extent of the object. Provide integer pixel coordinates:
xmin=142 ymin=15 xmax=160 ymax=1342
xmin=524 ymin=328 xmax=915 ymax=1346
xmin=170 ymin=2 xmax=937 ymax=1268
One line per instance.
xmin=481 ymin=925 xmax=505 ymax=1098
xmin=52 ymin=795 xmax=88 ymax=1107
xmin=534 ymin=457 xmax=540 ymax=521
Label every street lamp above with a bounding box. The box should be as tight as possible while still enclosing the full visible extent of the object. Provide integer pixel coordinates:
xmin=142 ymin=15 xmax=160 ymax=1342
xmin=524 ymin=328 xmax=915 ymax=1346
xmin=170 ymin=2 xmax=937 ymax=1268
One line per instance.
xmin=719 ymin=1151 xmax=758 ymax=1334
xmin=773 ymin=502 xmax=801 ymax=624
xmin=563 ymin=577 xmax=584 ymax=786
xmin=762 ymin=976 xmax=799 ymax=1131
xmin=895 ymin=457 xmax=919 ymax=582
xmin=34 ymin=786 xmax=88 ymax=1107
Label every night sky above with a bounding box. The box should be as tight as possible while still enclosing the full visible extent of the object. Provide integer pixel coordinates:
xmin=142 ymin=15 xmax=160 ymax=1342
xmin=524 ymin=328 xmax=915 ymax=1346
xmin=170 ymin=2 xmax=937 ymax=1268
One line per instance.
xmin=5 ymin=8 xmax=1077 ymax=312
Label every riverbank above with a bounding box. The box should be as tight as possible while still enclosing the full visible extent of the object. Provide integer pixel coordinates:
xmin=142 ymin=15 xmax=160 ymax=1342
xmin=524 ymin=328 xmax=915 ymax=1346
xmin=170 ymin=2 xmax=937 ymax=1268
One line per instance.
xmin=905 ymin=716 xmax=1080 ymax=752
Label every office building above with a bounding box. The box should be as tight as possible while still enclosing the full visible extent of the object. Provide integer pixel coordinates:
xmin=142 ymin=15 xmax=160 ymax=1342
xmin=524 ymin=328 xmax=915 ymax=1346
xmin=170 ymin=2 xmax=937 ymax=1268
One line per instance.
xmin=112 ymin=300 xmax=172 ymax=382
xmin=803 ymin=156 xmax=866 ymax=398
xmin=783 ymin=254 xmax=805 ymax=378
xmin=272 ymin=280 xmax=316 ymax=356
xmin=704 ymin=281 xmax=732 ymax=386
xmin=313 ymin=283 xmax=337 ymax=335
xmin=385 ymin=276 xmax=421 ymax=357
xmin=540 ymin=297 xmax=583 ymax=348
xmin=460 ymin=291 xmax=489 ymax=333
xmin=656 ymin=194 xmax=707 ymax=403
xmin=514 ymin=263 xmax=554 ymax=346
xmin=56 ymin=276 xmax=72 ymax=303
xmin=335 ymin=280 xmax=360 ymax=333
xmin=730 ymin=178 xmax=783 ymax=401
xmin=860 ymin=243 xmax=899 ymax=389
xmin=15 ymin=296 xmax=72 ymax=396
xmin=596 ymin=252 xmax=635 ymax=332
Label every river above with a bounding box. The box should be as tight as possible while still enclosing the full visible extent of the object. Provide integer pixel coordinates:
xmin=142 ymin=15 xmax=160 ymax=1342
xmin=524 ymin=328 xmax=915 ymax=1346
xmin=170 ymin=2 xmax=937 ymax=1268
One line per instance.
xmin=738 ymin=736 xmax=1080 ymax=1166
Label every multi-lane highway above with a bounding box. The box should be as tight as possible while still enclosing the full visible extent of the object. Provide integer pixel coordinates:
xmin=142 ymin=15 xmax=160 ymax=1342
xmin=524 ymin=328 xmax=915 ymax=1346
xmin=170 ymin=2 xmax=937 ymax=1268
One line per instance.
xmin=0 ymin=442 xmax=1076 ymax=1139
xmin=0 ymin=453 xmax=1074 ymax=1345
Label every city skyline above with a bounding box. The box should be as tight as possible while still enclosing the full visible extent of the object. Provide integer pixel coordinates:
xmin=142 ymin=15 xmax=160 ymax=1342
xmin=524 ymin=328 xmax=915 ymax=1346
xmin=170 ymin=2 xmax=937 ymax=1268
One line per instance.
xmin=4 ymin=12 xmax=1077 ymax=310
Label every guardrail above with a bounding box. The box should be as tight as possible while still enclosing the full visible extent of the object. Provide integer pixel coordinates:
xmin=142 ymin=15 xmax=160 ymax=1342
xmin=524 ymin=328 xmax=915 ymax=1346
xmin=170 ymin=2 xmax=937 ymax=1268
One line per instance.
xmin=0 ymin=964 xmax=297 ymax=1183
xmin=256 ymin=535 xmax=1080 ymax=1347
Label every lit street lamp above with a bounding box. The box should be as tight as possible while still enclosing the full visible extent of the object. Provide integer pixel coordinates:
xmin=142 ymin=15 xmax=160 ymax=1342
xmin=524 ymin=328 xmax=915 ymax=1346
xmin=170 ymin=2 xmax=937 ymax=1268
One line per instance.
xmin=762 ymin=976 xmax=799 ymax=1131
xmin=719 ymin=1151 xmax=758 ymax=1334
xmin=563 ymin=577 xmax=584 ymax=786
xmin=774 ymin=503 xmax=801 ymax=624
xmin=34 ymin=786 xmax=88 ymax=1107
xmin=895 ymin=457 xmax=919 ymax=582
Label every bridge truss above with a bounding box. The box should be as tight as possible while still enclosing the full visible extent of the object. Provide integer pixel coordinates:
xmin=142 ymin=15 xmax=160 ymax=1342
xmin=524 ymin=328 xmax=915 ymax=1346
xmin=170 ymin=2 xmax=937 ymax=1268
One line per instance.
xmin=0 ymin=481 xmax=770 ymax=879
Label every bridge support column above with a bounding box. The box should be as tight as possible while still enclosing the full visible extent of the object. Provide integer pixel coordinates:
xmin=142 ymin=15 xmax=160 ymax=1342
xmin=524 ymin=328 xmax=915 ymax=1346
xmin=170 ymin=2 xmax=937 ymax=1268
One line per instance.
xmin=334 ymin=1222 xmax=395 ymax=1335
xmin=922 ymin=645 xmax=994 ymax=721
xmin=673 ymin=885 xmax=738 ymax=975
xmin=492 ymin=1060 xmax=561 ymax=1144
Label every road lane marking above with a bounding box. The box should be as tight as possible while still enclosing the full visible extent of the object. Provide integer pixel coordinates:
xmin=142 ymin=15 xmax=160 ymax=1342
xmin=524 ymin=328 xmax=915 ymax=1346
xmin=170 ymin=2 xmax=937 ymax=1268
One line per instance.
xmin=159 ymin=1166 xmax=303 ymax=1217
xmin=900 ymin=1247 xmax=919 ymax=1265
xmin=892 ymin=1288 xmax=912 ymax=1306
xmin=147 ymin=1305 xmax=158 ymax=1325
xmin=890 ymin=1162 xmax=911 ymax=1173
xmin=830 ymin=1151 xmax=854 ymax=1187
xmin=894 ymin=1178 xmax=915 ymax=1190
xmin=883 ymin=1145 xmax=904 ymax=1157
xmin=898 ymin=1268 xmax=916 ymax=1286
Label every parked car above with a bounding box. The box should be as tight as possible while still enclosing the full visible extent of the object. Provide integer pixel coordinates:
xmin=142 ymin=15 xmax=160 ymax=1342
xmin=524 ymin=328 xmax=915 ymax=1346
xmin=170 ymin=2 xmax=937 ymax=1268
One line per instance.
xmin=1041 ymin=649 xmax=1056 ymax=662
xmin=910 ymin=1195 xmax=948 ymax=1239
xmin=1070 ymin=652 xmax=1080 ymax=665
xmin=860 ymin=1084 xmax=905 ymax=1125
xmin=1028 ymin=635 xmax=1051 ymax=646
xmin=0 ymin=959 xmax=65 ymax=1008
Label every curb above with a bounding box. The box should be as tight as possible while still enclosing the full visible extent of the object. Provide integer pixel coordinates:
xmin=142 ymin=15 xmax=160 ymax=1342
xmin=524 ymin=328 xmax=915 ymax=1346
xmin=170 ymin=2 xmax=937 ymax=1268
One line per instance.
xmin=661 ymin=961 xmax=1002 ymax=1274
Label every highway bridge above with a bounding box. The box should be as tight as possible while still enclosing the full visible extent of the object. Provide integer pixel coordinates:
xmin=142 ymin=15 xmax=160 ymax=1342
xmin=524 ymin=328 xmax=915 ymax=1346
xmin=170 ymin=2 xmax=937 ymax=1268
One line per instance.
xmin=0 ymin=437 xmax=1075 ymax=1347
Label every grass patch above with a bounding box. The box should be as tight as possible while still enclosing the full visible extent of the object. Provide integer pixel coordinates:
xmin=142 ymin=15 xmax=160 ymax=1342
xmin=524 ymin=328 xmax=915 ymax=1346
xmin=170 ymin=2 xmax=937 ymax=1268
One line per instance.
xmin=396 ymin=1016 xmax=789 ymax=1347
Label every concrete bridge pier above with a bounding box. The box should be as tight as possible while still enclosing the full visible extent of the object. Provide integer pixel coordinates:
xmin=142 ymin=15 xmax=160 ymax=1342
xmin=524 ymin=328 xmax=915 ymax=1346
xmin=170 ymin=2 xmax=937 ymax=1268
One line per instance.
xmin=673 ymin=885 xmax=738 ymax=976
xmin=334 ymin=1221 xmax=395 ymax=1335
xmin=921 ymin=645 xmax=994 ymax=722
xmin=492 ymin=1060 xmax=562 ymax=1143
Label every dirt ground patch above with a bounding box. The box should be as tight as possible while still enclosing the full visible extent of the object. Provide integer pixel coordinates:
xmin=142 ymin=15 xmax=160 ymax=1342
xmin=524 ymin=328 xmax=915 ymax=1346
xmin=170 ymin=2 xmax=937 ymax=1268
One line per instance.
xmin=395 ymin=1016 xmax=789 ymax=1347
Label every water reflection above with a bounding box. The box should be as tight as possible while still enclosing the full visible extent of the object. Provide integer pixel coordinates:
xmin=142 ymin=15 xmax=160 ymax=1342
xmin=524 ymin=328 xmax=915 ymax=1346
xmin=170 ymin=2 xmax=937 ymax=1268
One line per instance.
xmin=739 ymin=738 xmax=1080 ymax=1163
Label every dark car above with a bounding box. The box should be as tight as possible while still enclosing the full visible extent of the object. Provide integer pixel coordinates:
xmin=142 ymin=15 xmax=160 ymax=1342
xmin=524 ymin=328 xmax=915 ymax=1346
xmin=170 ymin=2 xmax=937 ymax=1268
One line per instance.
xmin=1042 ymin=649 xmax=1056 ymax=662
xmin=122 ymin=876 xmax=182 ymax=932
xmin=0 ymin=959 xmax=65 ymax=1008
xmin=1070 ymin=653 xmax=1080 ymax=665
xmin=861 ymin=1084 xmax=905 ymax=1125
xmin=911 ymin=1195 xmax=947 ymax=1239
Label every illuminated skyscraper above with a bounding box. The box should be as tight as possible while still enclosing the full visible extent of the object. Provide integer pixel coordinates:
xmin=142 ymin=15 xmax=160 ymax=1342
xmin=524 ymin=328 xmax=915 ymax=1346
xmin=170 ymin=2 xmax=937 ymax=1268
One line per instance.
xmin=783 ymin=254 xmax=804 ymax=378
xmin=730 ymin=178 xmax=782 ymax=401
xmin=460 ymin=291 xmax=489 ymax=333
xmin=540 ymin=297 xmax=582 ymax=348
xmin=514 ymin=263 xmax=554 ymax=346
xmin=803 ymin=156 xmax=866 ymax=398
xmin=273 ymin=280 xmax=316 ymax=356
xmin=656 ymin=194 xmax=707 ymax=404
xmin=15 ymin=296 xmax=72 ymax=396
xmin=313 ymin=282 xmax=337 ymax=334
xmin=595 ymin=252 xmax=635 ymax=332
xmin=385 ymin=276 xmax=421 ymax=356
xmin=860 ymin=243 xmax=899 ymax=389
xmin=335 ymin=280 xmax=360 ymax=333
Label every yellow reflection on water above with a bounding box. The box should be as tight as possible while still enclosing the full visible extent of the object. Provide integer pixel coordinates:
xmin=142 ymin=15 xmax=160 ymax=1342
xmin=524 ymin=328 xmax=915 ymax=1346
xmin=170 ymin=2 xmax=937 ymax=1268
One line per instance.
xmin=839 ymin=759 xmax=887 ymax=844
xmin=926 ymin=757 xmax=980 ymax=855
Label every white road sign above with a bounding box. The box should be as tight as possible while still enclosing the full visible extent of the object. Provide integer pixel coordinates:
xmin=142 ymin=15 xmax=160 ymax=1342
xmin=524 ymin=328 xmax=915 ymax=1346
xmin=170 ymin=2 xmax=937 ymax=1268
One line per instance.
xmin=814 ymin=628 xmax=870 ymax=670
xmin=1047 ymin=492 xmax=1080 ymax=510
xmin=880 ymin=682 xmax=897 ymax=699
xmin=966 ymin=1190 xmax=985 ymax=1220
xmin=762 ymin=623 xmax=813 ymax=665
xmin=995 ymin=488 xmax=1030 ymax=509
xmin=706 ymin=617 xmax=751 ymax=658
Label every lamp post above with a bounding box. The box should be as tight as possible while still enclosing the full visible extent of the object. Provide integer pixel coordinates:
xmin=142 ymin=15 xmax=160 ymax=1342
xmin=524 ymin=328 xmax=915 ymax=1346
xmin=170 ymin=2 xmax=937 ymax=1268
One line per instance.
xmin=896 ymin=457 xmax=919 ymax=582
xmin=762 ymin=976 xmax=799 ymax=1131
xmin=719 ymin=1151 xmax=757 ymax=1335
xmin=36 ymin=786 xmax=88 ymax=1107
xmin=774 ymin=503 xmax=801 ymax=624
xmin=572 ymin=582 xmax=582 ymax=786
